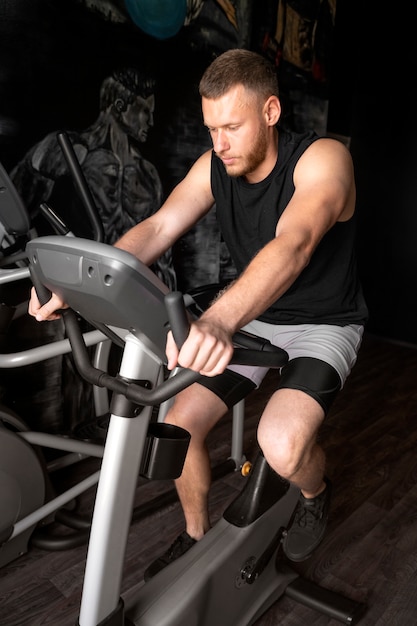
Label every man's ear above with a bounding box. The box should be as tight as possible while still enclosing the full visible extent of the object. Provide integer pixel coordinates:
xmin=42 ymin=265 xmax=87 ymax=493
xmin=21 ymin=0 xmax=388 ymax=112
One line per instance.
xmin=264 ymin=95 xmax=281 ymax=126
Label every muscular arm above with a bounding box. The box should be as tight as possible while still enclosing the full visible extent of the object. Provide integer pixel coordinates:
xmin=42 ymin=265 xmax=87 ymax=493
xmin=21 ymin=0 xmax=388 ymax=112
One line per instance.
xmin=114 ymin=150 xmax=214 ymax=264
xmin=169 ymin=138 xmax=356 ymax=375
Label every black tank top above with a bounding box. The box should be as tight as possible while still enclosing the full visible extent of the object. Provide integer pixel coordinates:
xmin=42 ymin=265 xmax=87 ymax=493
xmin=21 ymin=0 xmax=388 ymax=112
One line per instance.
xmin=211 ymin=128 xmax=368 ymax=325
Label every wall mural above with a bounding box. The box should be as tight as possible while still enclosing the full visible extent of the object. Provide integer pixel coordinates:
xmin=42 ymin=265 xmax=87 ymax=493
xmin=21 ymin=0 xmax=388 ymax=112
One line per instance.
xmin=0 ymin=0 xmax=336 ymax=431
xmin=10 ymin=66 xmax=176 ymax=290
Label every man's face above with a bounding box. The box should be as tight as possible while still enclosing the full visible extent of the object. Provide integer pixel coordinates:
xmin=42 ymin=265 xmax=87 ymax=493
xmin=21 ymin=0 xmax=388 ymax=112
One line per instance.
xmin=120 ymin=94 xmax=155 ymax=142
xmin=202 ymin=85 xmax=270 ymax=181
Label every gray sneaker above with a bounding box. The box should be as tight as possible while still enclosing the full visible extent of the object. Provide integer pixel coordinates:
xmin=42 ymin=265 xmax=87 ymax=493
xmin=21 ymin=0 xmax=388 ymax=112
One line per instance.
xmin=282 ymin=477 xmax=332 ymax=562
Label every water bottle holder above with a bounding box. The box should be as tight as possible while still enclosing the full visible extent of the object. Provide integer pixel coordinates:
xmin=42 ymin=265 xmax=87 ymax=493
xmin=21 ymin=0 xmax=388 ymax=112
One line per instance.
xmin=139 ymin=422 xmax=191 ymax=480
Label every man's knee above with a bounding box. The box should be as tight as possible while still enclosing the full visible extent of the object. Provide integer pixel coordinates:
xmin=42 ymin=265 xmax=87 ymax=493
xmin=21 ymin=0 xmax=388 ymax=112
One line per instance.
xmin=166 ymin=384 xmax=227 ymax=436
xmin=257 ymin=357 xmax=340 ymax=475
xmin=257 ymin=424 xmax=302 ymax=478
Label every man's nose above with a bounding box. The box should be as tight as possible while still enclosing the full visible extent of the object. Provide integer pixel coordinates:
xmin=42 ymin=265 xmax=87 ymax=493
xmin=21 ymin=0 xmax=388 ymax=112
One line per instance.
xmin=213 ymin=130 xmax=229 ymax=152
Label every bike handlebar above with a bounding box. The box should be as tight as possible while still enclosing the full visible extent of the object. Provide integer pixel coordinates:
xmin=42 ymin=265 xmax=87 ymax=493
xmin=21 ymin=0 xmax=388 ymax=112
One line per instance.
xmin=61 ymin=291 xmax=289 ymax=407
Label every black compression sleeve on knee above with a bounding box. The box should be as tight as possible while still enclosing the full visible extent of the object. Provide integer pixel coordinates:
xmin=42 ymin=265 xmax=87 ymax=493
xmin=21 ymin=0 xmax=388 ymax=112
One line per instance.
xmin=277 ymin=357 xmax=341 ymax=414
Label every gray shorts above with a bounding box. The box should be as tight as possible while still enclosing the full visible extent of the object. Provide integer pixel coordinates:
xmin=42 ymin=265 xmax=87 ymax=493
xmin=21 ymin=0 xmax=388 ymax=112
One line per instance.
xmin=197 ymin=322 xmax=364 ymax=413
xmin=228 ymin=321 xmax=364 ymax=389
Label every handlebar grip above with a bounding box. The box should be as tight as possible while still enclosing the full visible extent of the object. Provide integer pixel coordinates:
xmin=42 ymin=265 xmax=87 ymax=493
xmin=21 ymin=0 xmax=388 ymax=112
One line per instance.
xmin=29 ymin=266 xmax=52 ymax=307
xmin=164 ymin=291 xmax=190 ymax=348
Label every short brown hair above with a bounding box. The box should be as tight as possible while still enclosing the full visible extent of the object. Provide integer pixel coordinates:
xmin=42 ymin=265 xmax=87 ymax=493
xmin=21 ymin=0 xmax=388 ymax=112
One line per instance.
xmin=199 ymin=49 xmax=279 ymax=102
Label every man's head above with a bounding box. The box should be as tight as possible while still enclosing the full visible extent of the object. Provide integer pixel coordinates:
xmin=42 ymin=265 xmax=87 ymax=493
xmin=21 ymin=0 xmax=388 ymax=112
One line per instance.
xmin=199 ymin=48 xmax=279 ymax=105
xmin=199 ymin=49 xmax=281 ymax=181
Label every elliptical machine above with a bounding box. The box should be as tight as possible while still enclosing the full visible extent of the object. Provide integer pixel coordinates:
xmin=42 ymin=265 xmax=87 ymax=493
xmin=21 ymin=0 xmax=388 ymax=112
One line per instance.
xmin=0 ymin=143 xmax=112 ymax=567
xmin=26 ymin=234 xmax=367 ymax=626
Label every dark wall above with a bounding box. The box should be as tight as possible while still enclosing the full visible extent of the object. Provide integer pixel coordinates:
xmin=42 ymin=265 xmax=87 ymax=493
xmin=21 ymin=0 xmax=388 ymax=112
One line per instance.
xmin=328 ymin=1 xmax=417 ymax=345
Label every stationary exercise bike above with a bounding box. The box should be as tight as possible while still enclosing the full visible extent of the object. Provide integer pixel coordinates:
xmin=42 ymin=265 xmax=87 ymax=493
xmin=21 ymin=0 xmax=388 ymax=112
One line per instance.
xmin=26 ymin=234 xmax=367 ymax=626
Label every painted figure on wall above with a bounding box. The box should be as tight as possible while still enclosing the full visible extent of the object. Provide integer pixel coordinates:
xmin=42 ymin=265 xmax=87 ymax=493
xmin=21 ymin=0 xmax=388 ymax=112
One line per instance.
xmin=10 ymin=67 xmax=176 ymax=290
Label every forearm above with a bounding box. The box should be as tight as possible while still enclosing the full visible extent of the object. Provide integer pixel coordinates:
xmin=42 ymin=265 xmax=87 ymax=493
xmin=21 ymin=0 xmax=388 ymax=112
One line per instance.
xmin=202 ymin=236 xmax=309 ymax=334
xmin=114 ymin=220 xmax=173 ymax=266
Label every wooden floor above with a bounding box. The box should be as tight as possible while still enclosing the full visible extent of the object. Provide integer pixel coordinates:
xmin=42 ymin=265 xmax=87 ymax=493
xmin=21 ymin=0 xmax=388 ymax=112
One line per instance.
xmin=1 ymin=331 xmax=417 ymax=625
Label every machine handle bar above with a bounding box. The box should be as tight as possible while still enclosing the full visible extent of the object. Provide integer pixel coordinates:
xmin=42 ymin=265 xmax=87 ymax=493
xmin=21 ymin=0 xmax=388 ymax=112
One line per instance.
xmin=61 ymin=292 xmax=288 ymax=407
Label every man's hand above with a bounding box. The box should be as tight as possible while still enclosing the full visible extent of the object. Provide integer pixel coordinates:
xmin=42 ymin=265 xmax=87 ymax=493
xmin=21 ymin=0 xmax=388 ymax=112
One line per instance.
xmin=165 ymin=318 xmax=234 ymax=377
xmin=28 ymin=286 xmax=68 ymax=321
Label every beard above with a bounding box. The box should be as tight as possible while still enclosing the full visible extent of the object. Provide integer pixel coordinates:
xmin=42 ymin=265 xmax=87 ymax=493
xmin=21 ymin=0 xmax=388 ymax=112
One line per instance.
xmin=221 ymin=124 xmax=269 ymax=178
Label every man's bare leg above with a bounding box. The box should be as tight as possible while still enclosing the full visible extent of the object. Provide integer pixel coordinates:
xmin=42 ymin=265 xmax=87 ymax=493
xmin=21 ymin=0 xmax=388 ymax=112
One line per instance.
xmin=169 ymin=384 xmax=229 ymax=538
xmin=257 ymin=388 xmax=326 ymax=494
xmin=257 ymin=388 xmax=331 ymax=562
xmin=143 ymin=384 xmax=227 ymax=579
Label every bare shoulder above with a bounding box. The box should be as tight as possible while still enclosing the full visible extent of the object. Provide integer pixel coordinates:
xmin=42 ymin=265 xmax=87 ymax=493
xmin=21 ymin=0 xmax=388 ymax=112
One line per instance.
xmin=305 ymin=136 xmax=352 ymax=166
xmin=293 ymin=137 xmax=355 ymax=221
xmin=295 ymin=136 xmax=354 ymax=183
xmin=177 ymin=149 xmax=213 ymax=197
xmin=168 ymin=148 xmax=214 ymax=214
xmin=187 ymin=148 xmax=213 ymax=177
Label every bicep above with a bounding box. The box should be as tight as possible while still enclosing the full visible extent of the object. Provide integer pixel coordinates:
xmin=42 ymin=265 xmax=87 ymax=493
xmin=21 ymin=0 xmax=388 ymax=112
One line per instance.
xmin=151 ymin=150 xmax=215 ymax=238
xmin=277 ymin=139 xmax=355 ymax=247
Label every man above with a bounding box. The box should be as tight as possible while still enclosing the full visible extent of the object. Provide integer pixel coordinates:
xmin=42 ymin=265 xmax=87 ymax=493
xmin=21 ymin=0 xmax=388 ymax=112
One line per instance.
xmin=29 ymin=49 xmax=368 ymax=579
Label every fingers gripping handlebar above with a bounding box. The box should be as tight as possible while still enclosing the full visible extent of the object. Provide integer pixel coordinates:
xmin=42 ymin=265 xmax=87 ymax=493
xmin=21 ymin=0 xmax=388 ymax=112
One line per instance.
xmin=164 ymin=291 xmax=190 ymax=348
xmin=29 ymin=266 xmax=54 ymax=308
xmin=56 ymin=290 xmax=288 ymax=407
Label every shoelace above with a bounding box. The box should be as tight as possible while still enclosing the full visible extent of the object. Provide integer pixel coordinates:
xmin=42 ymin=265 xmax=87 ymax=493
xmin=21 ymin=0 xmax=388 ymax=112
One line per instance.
xmin=294 ymin=495 xmax=325 ymax=529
